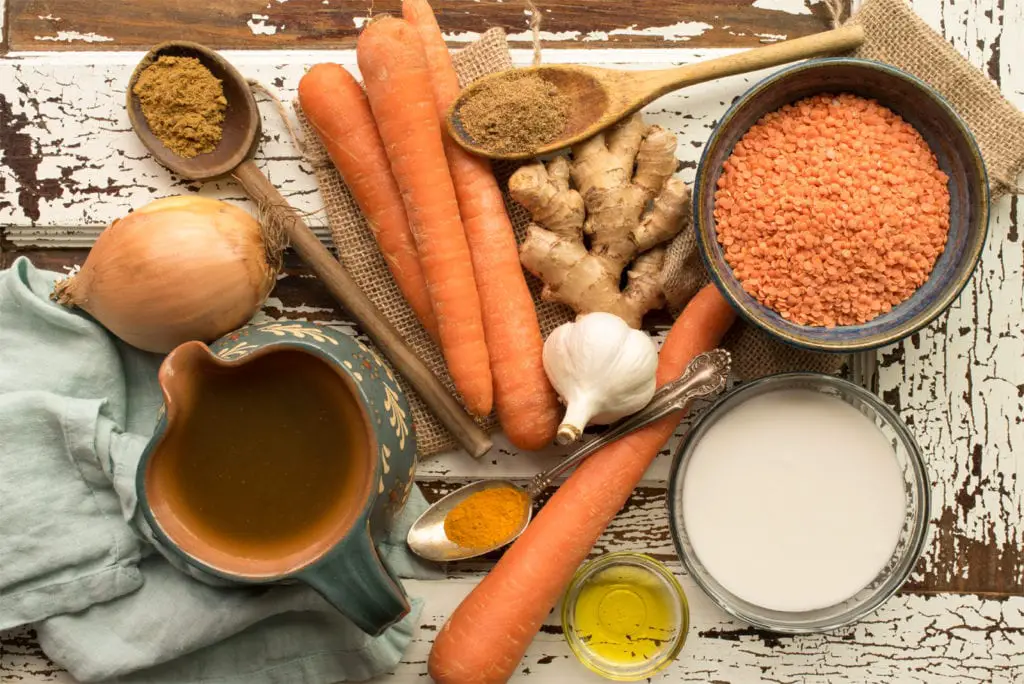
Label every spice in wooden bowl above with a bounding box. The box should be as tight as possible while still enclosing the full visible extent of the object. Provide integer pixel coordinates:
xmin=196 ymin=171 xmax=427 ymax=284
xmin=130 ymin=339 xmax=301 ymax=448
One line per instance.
xmin=458 ymin=70 xmax=571 ymax=155
xmin=132 ymin=55 xmax=228 ymax=158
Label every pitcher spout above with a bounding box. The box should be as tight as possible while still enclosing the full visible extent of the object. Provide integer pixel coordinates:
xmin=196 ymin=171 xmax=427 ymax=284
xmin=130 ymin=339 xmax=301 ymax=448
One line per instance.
xmin=158 ymin=340 xmax=224 ymax=417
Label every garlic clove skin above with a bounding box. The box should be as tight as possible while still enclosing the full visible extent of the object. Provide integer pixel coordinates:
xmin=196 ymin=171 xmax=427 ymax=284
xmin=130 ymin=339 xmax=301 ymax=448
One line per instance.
xmin=542 ymin=312 xmax=659 ymax=444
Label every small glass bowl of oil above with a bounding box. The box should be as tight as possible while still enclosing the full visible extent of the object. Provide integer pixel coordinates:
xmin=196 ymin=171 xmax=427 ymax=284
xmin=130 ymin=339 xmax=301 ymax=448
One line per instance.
xmin=561 ymin=552 xmax=688 ymax=681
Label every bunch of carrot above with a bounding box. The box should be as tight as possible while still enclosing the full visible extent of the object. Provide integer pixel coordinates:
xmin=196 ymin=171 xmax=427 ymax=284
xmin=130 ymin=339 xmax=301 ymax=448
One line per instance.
xmin=298 ymin=2 xmax=561 ymax=448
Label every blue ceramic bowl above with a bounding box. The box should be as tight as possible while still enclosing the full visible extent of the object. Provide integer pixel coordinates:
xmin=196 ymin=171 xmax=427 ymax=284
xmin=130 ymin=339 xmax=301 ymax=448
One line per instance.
xmin=693 ymin=58 xmax=989 ymax=352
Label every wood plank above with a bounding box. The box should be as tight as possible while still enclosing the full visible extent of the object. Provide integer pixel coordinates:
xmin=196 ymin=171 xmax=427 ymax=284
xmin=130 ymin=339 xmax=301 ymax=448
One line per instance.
xmin=6 ymin=0 xmax=848 ymax=52
xmin=1 ymin=0 xmax=8 ymax=55
xmin=0 ymin=49 xmax=789 ymax=228
xmin=3 ymin=588 xmax=1023 ymax=683
xmin=875 ymin=0 xmax=1024 ymax=599
xmin=5 ymin=237 xmax=1021 ymax=597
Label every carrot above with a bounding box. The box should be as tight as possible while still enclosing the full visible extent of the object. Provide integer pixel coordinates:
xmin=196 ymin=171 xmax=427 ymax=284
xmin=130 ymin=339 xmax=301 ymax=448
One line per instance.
xmin=428 ymin=285 xmax=736 ymax=684
xmin=357 ymin=17 xmax=493 ymax=417
xmin=402 ymin=0 xmax=560 ymax=449
xmin=297 ymin=63 xmax=439 ymax=342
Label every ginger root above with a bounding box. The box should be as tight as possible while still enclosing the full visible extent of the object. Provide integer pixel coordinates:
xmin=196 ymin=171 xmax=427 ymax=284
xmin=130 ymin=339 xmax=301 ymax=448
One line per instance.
xmin=509 ymin=114 xmax=690 ymax=328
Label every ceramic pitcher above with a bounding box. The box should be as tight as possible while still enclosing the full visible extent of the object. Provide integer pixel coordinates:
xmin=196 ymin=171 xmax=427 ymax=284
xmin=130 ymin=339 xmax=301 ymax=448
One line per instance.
xmin=135 ymin=321 xmax=417 ymax=637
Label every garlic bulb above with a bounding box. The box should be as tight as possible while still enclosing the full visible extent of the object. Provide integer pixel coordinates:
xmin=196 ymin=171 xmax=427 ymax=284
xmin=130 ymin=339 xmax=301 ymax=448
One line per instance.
xmin=53 ymin=196 xmax=278 ymax=353
xmin=542 ymin=312 xmax=659 ymax=444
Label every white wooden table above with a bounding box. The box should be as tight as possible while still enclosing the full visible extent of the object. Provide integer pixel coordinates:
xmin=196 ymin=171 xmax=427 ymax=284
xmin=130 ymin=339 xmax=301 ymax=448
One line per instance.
xmin=1 ymin=0 xmax=1022 ymax=681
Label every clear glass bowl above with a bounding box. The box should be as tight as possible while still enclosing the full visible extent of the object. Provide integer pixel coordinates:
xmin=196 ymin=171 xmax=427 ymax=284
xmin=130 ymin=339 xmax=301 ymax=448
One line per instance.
xmin=667 ymin=373 xmax=931 ymax=633
xmin=561 ymin=553 xmax=689 ymax=681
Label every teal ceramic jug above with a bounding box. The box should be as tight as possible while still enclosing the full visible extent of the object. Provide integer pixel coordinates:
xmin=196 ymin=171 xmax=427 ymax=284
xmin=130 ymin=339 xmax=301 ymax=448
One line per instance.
xmin=136 ymin=322 xmax=417 ymax=636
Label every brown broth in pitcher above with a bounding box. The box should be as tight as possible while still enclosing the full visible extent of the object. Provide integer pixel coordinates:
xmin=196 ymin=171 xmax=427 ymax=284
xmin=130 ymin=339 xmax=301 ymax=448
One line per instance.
xmin=152 ymin=350 xmax=372 ymax=575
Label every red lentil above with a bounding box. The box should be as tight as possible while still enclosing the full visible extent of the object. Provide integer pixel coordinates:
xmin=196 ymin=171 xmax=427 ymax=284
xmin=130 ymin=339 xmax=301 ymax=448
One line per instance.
xmin=714 ymin=93 xmax=950 ymax=327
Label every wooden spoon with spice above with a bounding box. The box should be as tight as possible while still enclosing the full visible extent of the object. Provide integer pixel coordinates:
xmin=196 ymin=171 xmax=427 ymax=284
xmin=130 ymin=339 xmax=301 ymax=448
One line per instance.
xmin=406 ymin=350 xmax=731 ymax=562
xmin=447 ymin=25 xmax=865 ymax=160
xmin=126 ymin=41 xmax=493 ymax=459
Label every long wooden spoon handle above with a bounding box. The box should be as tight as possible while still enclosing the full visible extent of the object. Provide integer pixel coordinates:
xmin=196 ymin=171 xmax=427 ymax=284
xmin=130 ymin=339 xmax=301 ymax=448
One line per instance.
xmin=640 ymin=24 xmax=866 ymax=100
xmin=232 ymin=159 xmax=493 ymax=459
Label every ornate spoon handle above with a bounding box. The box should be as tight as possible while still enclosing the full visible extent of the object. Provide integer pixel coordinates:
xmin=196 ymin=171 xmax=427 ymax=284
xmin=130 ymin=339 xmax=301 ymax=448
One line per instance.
xmin=525 ymin=349 xmax=732 ymax=500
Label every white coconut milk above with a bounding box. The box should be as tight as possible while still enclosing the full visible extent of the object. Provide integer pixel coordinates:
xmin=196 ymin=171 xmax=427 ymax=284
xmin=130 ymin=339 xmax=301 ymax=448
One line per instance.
xmin=681 ymin=388 xmax=906 ymax=612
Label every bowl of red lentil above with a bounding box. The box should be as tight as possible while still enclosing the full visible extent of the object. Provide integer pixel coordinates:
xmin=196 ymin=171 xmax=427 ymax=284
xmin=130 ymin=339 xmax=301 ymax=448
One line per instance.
xmin=694 ymin=58 xmax=989 ymax=352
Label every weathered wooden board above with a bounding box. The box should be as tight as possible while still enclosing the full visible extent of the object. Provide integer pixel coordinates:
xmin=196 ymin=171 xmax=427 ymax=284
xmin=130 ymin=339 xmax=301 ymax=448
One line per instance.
xmin=3 ymin=0 xmax=849 ymax=52
xmin=3 ymin=39 xmax=1023 ymax=596
xmin=0 ymin=48 xmax=785 ymax=227
xmin=3 ymin=588 xmax=1023 ymax=683
xmin=874 ymin=0 xmax=1024 ymax=598
xmin=3 ymin=0 xmax=1024 ymax=680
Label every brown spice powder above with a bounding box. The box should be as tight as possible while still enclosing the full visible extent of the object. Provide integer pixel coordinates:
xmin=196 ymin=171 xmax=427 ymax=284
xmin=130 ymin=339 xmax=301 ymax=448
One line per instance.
xmin=133 ymin=56 xmax=228 ymax=159
xmin=458 ymin=70 xmax=571 ymax=154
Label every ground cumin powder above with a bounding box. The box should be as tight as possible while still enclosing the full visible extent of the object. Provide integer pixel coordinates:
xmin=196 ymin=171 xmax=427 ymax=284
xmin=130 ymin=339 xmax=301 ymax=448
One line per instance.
xmin=443 ymin=487 xmax=529 ymax=550
xmin=458 ymin=69 xmax=571 ymax=154
xmin=133 ymin=56 xmax=228 ymax=158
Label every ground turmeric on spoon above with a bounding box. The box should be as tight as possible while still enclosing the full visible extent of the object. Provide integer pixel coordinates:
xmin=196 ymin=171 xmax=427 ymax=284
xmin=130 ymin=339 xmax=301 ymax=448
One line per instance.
xmin=444 ymin=487 xmax=529 ymax=550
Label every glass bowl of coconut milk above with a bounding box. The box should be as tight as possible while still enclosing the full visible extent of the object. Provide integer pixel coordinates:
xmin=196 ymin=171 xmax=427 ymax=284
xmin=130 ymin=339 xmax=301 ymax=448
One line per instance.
xmin=667 ymin=373 xmax=930 ymax=633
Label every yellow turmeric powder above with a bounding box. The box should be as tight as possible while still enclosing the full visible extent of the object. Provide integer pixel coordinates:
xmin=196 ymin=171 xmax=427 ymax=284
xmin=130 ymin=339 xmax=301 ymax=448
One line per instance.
xmin=444 ymin=487 xmax=529 ymax=550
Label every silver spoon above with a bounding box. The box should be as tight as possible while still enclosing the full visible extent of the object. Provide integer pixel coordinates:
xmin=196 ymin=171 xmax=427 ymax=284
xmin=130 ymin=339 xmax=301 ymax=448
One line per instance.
xmin=407 ymin=349 xmax=732 ymax=562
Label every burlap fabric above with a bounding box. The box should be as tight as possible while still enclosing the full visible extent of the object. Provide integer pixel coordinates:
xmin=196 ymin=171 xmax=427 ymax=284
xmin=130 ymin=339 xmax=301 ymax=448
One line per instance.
xmin=296 ymin=1 xmax=1023 ymax=455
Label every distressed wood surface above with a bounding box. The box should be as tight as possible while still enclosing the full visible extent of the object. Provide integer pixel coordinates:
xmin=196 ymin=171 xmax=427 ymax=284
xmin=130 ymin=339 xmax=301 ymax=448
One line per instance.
xmin=873 ymin=0 xmax=1024 ymax=599
xmin=3 ymin=0 xmax=1024 ymax=681
xmin=3 ymin=41 xmax=1022 ymax=593
xmin=2 ymin=0 xmax=849 ymax=52
xmin=3 ymin=589 xmax=1023 ymax=683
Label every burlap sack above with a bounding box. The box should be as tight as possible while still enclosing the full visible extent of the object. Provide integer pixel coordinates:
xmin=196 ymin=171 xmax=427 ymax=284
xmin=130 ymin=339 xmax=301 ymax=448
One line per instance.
xmin=297 ymin=1 xmax=1024 ymax=455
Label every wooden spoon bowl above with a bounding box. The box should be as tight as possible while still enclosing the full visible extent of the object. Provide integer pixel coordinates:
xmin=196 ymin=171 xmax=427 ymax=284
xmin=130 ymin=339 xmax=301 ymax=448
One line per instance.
xmin=126 ymin=40 xmax=259 ymax=182
xmin=447 ymin=25 xmax=867 ymax=160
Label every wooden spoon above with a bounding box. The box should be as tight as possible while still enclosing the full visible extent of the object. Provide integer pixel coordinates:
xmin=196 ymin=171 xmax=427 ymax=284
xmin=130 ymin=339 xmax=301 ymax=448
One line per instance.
xmin=447 ymin=25 xmax=866 ymax=160
xmin=127 ymin=40 xmax=493 ymax=459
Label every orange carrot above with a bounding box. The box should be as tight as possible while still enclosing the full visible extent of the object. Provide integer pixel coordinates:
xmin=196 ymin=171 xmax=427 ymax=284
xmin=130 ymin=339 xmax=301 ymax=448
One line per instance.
xmin=428 ymin=285 xmax=736 ymax=684
xmin=357 ymin=17 xmax=493 ymax=417
xmin=297 ymin=63 xmax=439 ymax=342
xmin=402 ymin=0 xmax=560 ymax=449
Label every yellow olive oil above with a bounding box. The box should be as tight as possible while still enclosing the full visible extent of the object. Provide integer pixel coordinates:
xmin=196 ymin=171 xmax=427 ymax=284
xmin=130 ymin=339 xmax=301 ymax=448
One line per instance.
xmin=571 ymin=564 xmax=681 ymax=666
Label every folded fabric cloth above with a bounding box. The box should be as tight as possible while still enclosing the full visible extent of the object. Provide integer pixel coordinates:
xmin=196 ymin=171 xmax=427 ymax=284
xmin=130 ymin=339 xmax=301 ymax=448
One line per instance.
xmin=0 ymin=256 xmax=440 ymax=683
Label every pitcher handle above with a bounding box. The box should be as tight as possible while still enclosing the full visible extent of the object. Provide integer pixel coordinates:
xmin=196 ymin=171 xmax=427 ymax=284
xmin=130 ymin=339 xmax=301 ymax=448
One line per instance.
xmin=300 ymin=519 xmax=410 ymax=637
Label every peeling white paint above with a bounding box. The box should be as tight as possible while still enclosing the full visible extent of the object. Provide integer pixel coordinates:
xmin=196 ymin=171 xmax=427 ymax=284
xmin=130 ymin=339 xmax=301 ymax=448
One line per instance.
xmin=607 ymin=21 xmax=714 ymax=42
xmin=247 ymin=14 xmax=281 ymax=36
xmin=506 ymin=29 xmax=584 ymax=43
xmin=34 ymin=31 xmax=114 ymax=43
xmin=751 ymin=0 xmax=814 ymax=15
xmin=756 ymin=32 xmax=789 ymax=42
xmin=262 ymin=296 xmax=335 ymax=316
xmin=352 ymin=16 xmax=370 ymax=29
xmin=36 ymin=14 xmax=61 ymax=21
xmin=439 ymin=30 xmax=483 ymax=43
xmin=444 ymin=19 xmax=712 ymax=44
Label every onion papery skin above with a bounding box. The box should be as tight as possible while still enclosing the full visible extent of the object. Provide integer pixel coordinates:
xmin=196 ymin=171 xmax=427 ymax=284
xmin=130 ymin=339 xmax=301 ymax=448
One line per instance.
xmin=53 ymin=196 xmax=277 ymax=353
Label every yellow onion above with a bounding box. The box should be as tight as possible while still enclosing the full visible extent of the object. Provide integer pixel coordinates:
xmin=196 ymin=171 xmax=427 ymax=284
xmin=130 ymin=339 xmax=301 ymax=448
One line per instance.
xmin=53 ymin=195 xmax=279 ymax=353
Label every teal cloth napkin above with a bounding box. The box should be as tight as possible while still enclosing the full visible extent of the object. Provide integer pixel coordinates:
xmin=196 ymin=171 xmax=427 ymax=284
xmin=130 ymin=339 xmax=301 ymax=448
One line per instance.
xmin=0 ymin=257 xmax=440 ymax=683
